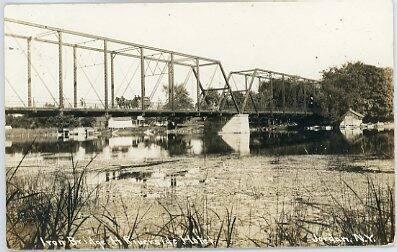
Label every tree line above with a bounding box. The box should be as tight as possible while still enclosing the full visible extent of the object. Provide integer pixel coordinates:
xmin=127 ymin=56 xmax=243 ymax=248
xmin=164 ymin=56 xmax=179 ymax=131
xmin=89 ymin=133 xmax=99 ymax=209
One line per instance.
xmin=316 ymin=62 xmax=393 ymax=123
xmin=5 ymin=115 xmax=96 ymax=129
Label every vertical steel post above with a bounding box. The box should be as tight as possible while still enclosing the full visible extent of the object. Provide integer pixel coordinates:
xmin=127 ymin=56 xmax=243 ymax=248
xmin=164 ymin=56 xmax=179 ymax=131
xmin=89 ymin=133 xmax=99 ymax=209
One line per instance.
xmin=313 ymin=81 xmax=317 ymax=97
xmin=104 ymin=40 xmax=108 ymax=110
xmin=245 ymin=75 xmax=248 ymax=90
xmin=196 ymin=58 xmax=200 ymax=111
xmin=73 ymin=45 xmax=77 ymax=108
xmin=168 ymin=61 xmax=172 ymax=109
xmin=294 ymin=78 xmax=298 ymax=115
xmin=192 ymin=67 xmax=209 ymax=107
xmin=282 ymin=74 xmax=286 ymax=114
xmin=110 ymin=53 xmax=115 ymax=108
xmin=168 ymin=53 xmax=175 ymax=111
xmin=303 ymin=82 xmax=307 ymax=114
xmin=27 ymin=37 xmax=32 ymax=107
xmin=241 ymin=69 xmax=257 ymax=112
xmin=140 ymin=47 xmax=145 ymax=110
xmin=257 ymin=76 xmax=261 ymax=111
xmin=269 ymin=74 xmax=273 ymax=115
xmin=58 ymin=31 xmax=63 ymax=109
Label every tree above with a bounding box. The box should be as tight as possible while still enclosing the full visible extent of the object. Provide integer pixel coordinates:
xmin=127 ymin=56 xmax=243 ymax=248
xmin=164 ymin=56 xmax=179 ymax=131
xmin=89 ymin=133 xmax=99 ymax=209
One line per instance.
xmin=80 ymin=117 xmax=97 ymax=127
xmin=258 ymin=78 xmax=312 ymax=111
xmin=199 ymin=90 xmax=221 ymax=110
xmin=318 ymin=62 xmax=393 ymax=122
xmin=162 ymin=84 xmax=194 ymax=110
xmin=219 ymin=91 xmax=245 ymax=112
xmin=6 ymin=114 xmax=87 ymax=129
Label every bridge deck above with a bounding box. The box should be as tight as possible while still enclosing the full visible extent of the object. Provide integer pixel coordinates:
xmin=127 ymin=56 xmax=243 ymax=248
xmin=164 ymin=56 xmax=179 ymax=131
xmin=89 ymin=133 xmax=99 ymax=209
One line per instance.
xmin=5 ymin=107 xmax=312 ymax=117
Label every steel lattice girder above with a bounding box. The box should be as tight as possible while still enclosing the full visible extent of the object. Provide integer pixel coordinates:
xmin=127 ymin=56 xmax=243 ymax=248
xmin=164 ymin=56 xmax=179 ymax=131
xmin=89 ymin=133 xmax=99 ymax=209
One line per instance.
xmin=228 ymin=68 xmax=320 ymax=113
xmin=4 ymin=18 xmax=241 ymax=113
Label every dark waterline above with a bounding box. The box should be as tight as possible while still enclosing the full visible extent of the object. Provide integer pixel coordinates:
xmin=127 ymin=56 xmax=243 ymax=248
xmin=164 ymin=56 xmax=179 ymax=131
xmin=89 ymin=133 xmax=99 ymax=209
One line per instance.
xmin=5 ymin=129 xmax=394 ymax=159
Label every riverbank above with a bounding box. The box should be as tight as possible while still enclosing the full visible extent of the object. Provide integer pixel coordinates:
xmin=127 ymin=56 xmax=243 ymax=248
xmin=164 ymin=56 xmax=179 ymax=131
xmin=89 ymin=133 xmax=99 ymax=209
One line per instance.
xmin=5 ymin=128 xmax=58 ymax=140
xmin=366 ymin=121 xmax=394 ymax=130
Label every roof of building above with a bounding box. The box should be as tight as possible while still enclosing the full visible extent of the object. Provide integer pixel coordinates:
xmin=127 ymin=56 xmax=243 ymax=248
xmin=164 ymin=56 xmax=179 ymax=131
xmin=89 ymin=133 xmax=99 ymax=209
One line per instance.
xmin=346 ymin=108 xmax=364 ymax=118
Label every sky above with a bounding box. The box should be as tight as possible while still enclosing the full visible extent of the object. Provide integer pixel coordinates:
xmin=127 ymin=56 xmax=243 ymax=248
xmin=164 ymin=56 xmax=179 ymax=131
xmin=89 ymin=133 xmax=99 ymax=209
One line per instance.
xmin=3 ymin=0 xmax=394 ymax=106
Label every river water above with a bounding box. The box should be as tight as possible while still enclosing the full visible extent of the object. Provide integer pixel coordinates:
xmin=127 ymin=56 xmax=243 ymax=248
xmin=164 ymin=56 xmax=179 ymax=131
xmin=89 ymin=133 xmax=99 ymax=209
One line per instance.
xmin=5 ymin=128 xmax=395 ymax=248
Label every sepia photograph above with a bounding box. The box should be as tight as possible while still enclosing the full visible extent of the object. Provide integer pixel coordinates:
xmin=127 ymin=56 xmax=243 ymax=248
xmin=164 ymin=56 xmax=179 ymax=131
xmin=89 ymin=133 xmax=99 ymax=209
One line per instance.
xmin=2 ymin=0 xmax=395 ymax=250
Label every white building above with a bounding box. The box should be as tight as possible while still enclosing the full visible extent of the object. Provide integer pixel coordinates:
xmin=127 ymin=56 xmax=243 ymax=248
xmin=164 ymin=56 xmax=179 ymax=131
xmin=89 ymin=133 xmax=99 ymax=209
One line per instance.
xmin=340 ymin=109 xmax=364 ymax=128
xmin=136 ymin=116 xmax=146 ymax=127
xmin=108 ymin=117 xmax=134 ymax=129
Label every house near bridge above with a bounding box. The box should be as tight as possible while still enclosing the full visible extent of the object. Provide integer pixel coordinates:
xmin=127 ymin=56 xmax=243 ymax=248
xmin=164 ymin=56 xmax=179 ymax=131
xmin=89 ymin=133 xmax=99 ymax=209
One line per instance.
xmin=108 ymin=116 xmax=147 ymax=129
xmin=108 ymin=117 xmax=134 ymax=129
xmin=339 ymin=109 xmax=364 ymax=129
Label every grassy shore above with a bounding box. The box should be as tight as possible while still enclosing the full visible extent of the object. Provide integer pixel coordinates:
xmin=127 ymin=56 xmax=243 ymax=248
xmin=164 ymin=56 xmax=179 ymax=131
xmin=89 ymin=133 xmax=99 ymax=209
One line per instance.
xmin=6 ymin=128 xmax=58 ymax=140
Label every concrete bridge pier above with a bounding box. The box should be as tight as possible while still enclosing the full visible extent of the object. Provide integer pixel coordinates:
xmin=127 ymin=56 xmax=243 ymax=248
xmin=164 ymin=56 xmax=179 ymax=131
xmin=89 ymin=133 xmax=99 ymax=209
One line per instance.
xmin=219 ymin=114 xmax=250 ymax=134
xmin=217 ymin=114 xmax=250 ymax=155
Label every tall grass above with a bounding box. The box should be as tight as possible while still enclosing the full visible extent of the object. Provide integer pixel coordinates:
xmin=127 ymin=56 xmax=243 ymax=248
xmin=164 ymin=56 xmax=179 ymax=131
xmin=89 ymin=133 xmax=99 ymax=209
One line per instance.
xmin=92 ymin=198 xmax=152 ymax=249
xmin=6 ymin=142 xmax=99 ymax=249
xmin=325 ymin=177 xmax=395 ymax=245
xmin=248 ymin=176 xmax=395 ymax=247
xmin=88 ymin=198 xmax=237 ymax=249
xmin=152 ymin=200 xmax=237 ymax=248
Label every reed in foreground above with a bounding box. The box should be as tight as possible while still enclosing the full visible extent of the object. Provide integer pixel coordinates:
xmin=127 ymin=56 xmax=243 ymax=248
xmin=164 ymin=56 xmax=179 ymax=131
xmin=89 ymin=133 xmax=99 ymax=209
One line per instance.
xmin=6 ymin=145 xmax=99 ymax=249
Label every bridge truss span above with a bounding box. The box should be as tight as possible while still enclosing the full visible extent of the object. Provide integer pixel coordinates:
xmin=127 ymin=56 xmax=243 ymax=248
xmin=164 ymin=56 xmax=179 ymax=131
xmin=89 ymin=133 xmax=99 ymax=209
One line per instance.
xmin=228 ymin=68 xmax=321 ymax=115
xmin=4 ymin=18 xmax=318 ymax=119
xmin=4 ymin=18 xmax=240 ymax=115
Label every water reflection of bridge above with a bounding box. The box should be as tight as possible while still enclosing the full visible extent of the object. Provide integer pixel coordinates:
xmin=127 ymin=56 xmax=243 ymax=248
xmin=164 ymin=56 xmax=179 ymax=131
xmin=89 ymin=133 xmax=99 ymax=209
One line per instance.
xmin=82 ymin=167 xmax=205 ymax=199
xmin=5 ymin=130 xmax=393 ymax=157
xmin=108 ymin=135 xmax=168 ymax=149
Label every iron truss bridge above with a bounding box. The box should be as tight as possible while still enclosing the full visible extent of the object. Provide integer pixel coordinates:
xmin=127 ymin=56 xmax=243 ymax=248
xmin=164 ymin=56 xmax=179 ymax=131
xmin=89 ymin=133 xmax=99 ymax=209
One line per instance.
xmin=4 ymin=18 xmax=319 ymax=118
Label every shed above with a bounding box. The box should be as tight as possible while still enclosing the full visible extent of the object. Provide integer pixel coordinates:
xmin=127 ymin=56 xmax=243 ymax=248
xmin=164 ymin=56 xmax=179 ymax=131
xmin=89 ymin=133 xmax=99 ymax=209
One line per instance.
xmin=136 ymin=116 xmax=145 ymax=127
xmin=340 ymin=109 xmax=364 ymax=128
xmin=108 ymin=117 xmax=134 ymax=129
